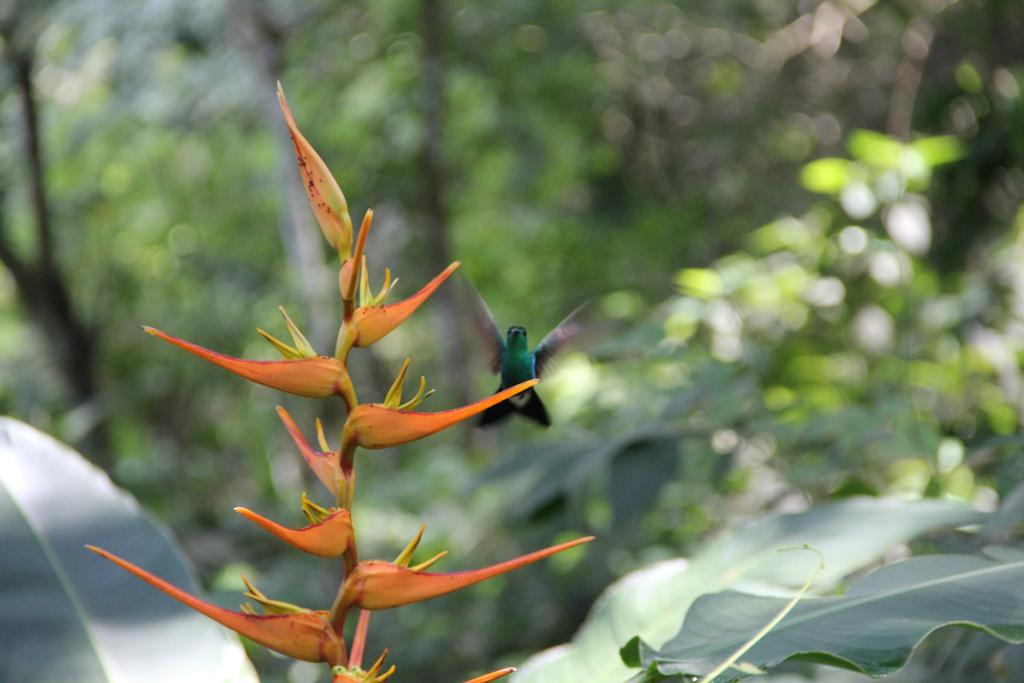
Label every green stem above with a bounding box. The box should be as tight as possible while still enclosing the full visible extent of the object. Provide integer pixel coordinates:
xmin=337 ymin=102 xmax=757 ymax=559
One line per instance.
xmin=335 ymin=322 xmax=357 ymax=364
xmin=697 ymin=546 xmax=824 ymax=683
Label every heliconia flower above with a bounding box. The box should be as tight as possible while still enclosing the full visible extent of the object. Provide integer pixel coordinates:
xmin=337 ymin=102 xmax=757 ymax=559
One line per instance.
xmin=344 ymin=261 xmax=461 ymax=350
xmin=298 ymin=491 xmax=338 ymax=524
xmin=86 ymin=545 xmax=345 ymax=665
xmin=340 ymin=379 xmax=538 ymax=451
xmin=234 ymin=503 xmax=354 ymax=558
xmin=382 ymin=358 xmax=435 ymax=410
xmin=464 ymin=667 xmax=517 ymax=683
xmin=144 ymin=326 xmax=357 ymax=407
xmin=392 ymin=524 xmax=448 ymax=572
xmin=277 ymin=83 xmax=353 ymax=258
xmin=258 ymin=305 xmax=317 ymax=359
xmin=333 ymin=207 xmax=460 ymax=352
xmin=277 ymin=406 xmax=344 ymax=498
xmin=335 ymin=535 xmax=593 ymax=614
xmin=338 ymin=209 xmax=373 ymax=305
xmin=239 ymin=576 xmax=310 ymax=615
xmin=331 ymin=648 xmax=396 ymax=683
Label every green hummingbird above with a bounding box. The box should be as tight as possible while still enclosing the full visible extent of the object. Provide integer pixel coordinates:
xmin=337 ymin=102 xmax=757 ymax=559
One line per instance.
xmin=468 ymin=285 xmax=587 ymax=427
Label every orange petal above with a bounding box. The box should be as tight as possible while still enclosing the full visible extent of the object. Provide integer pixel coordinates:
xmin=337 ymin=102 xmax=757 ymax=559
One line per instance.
xmin=342 ymin=380 xmax=538 ymax=450
xmin=277 ymin=84 xmax=352 ymax=256
xmin=340 ymin=210 xmax=373 ymax=303
xmin=144 ymin=327 xmax=355 ymax=405
xmin=350 ymin=262 xmax=460 ymax=347
xmin=235 ymin=506 xmax=353 ymax=558
xmin=86 ymin=545 xmax=344 ymax=665
xmin=338 ymin=536 xmax=593 ymax=611
xmin=464 ymin=668 xmax=517 ymax=683
xmin=277 ymin=406 xmax=344 ymax=497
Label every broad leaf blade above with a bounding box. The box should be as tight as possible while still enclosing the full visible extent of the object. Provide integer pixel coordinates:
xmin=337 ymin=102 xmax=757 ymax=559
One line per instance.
xmin=0 ymin=417 xmax=258 ymax=683
xmin=513 ymin=498 xmax=985 ymax=683
xmin=640 ymin=554 xmax=1024 ymax=681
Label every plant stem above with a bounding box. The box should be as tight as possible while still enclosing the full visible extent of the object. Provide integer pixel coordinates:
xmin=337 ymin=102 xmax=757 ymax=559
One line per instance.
xmin=697 ymin=546 xmax=824 ymax=683
xmin=348 ymin=610 xmax=372 ymax=668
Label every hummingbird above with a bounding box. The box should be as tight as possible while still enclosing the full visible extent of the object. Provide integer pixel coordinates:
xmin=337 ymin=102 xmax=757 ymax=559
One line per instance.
xmin=467 ymin=284 xmax=588 ymax=427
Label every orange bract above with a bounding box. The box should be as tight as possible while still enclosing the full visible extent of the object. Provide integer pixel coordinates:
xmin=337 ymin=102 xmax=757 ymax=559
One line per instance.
xmin=144 ymin=327 xmax=356 ymax=407
xmin=277 ymin=406 xmax=345 ymax=497
xmin=87 ymin=545 xmax=345 ymax=665
xmin=347 ymin=262 xmax=461 ymax=348
xmin=341 ymin=380 xmax=538 ymax=451
xmin=339 ymin=209 xmax=374 ymax=305
xmin=463 ymin=668 xmax=517 ymax=683
xmin=235 ymin=506 xmax=354 ymax=558
xmin=277 ymin=84 xmax=352 ymax=257
xmin=336 ymin=536 xmax=594 ymax=612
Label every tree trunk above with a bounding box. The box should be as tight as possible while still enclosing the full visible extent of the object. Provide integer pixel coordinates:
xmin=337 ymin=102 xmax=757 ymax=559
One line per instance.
xmin=420 ymin=0 xmax=471 ymax=406
xmin=229 ymin=0 xmax=335 ymax=350
xmin=0 ymin=43 xmax=110 ymax=465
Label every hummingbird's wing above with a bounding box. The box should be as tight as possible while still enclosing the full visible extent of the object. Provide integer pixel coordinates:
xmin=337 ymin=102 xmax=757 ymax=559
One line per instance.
xmin=534 ymin=301 xmax=590 ymax=378
xmin=462 ymin=279 xmax=505 ymax=374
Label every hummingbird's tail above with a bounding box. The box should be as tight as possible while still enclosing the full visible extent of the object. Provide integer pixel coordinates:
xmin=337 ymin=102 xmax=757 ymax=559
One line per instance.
xmin=478 ymin=393 xmax=514 ymax=426
xmin=518 ymin=389 xmax=551 ymax=427
xmin=478 ymin=387 xmax=551 ymax=428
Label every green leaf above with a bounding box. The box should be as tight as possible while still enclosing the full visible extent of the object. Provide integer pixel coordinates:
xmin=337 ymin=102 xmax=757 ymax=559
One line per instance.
xmin=910 ymin=135 xmax=964 ymax=167
xmin=512 ymin=498 xmax=985 ymax=683
xmin=0 ymin=418 xmax=259 ymax=683
xmin=637 ymin=554 xmax=1024 ymax=681
xmin=800 ymin=158 xmax=851 ymax=194
xmin=478 ymin=427 xmax=684 ymax=522
xmin=609 ymin=437 xmax=679 ymax=530
xmin=847 ymin=130 xmax=903 ymax=168
xmin=619 ymin=637 xmax=644 ymax=668
xmin=955 ymin=61 xmax=983 ymax=94
xmin=675 ymin=268 xmax=725 ymax=299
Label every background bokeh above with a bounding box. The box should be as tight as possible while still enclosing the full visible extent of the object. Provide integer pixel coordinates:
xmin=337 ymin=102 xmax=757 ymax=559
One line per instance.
xmin=2 ymin=0 xmax=1024 ymax=681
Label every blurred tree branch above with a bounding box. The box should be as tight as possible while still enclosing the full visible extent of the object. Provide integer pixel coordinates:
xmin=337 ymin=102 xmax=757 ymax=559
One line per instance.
xmin=0 ymin=14 xmax=110 ymax=464
xmin=420 ymin=0 xmax=471 ymax=406
xmin=229 ymin=0 xmax=334 ymax=351
xmin=887 ymin=17 xmax=934 ymax=141
xmin=229 ymin=0 xmax=394 ymax=402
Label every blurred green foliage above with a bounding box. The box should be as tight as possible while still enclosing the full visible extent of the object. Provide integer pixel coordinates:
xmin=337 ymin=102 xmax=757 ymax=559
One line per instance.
xmin=3 ymin=0 xmax=1024 ymax=681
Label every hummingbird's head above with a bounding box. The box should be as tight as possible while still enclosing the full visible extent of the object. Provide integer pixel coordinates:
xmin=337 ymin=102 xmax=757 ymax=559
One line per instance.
xmin=506 ymin=326 xmax=528 ymax=350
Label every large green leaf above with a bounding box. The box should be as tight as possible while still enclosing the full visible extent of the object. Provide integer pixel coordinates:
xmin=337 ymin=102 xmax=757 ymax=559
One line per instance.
xmin=0 ymin=417 xmax=258 ymax=683
xmin=513 ymin=498 xmax=986 ymax=683
xmin=627 ymin=553 xmax=1024 ymax=681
